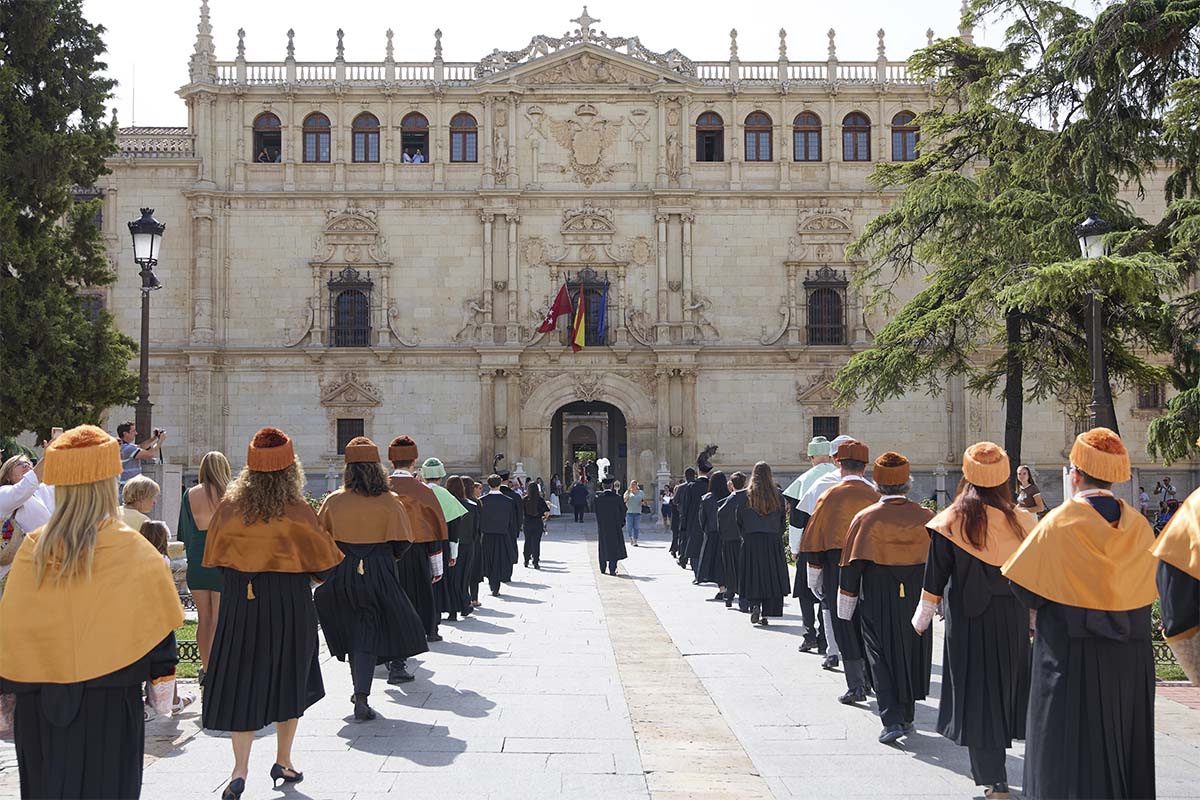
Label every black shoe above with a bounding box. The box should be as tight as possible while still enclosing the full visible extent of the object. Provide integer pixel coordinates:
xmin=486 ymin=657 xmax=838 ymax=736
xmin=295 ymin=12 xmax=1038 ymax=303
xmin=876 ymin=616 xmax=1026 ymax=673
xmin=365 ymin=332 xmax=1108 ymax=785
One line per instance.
xmin=352 ymin=694 xmax=377 ymax=721
xmin=221 ymin=778 xmax=245 ymax=800
xmin=534 ymin=563 xmax=540 ymax=569
xmin=750 ymin=606 xmax=761 ymax=625
xmin=878 ymin=725 xmax=904 ymax=744
xmin=821 ymin=654 xmax=840 ymax=671
xmin=817 ymin=644 xmax=828 ymax=655
xmin=725 ymin=599 xmax=733 ymax=608
xmin=491 ymin=589 xmax=500 ymax=596
xmin=446 ymin=613 xmax=457 ymax=622
xmin=902 ymin=721 xmax=916 ymax=734
xmin=799 ymin=634 xmax=820 ymax=653
xmin=387 ymin=664 xmax=415 ymax=685
xmin=427 ymin=633 xmax=443 ymax=643
xmin=985 ymin=783 xmax=1011 ymax=799
xmin=838 ymin=687 xmax=867 ymax=704
xmin=757 ymin=616 xmax=769 ymax=626
xmin=270 ymin=763 xmax=304 ymax=788
xmin=524 ymin=561 xmax=529 ymax=568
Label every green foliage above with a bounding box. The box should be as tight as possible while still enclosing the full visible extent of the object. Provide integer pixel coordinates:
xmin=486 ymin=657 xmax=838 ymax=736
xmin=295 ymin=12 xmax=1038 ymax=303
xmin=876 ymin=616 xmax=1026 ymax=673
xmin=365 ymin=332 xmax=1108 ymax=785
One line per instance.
xmin=0 ymin=0 xmax=135 ymax=439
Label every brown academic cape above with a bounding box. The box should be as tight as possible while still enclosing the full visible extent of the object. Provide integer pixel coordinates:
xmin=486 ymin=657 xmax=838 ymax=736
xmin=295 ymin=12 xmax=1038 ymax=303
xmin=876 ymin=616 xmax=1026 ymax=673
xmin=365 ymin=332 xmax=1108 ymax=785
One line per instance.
xmin=841 ymin=498 xmax=933 ymax=568
xmin=1002 ymin=496 xmax=1157 ymax=611
xmin=203 ymin=500 xmax=344 ymax=574
xmin=1153 ymin=488 xmax=1200 ymax=582
xmin=799 ymin=478 xmax=880 ymax=554
xmin=0 ymin=517 xmax=184 ymax=684
xmin=317 ymin=489 xmax=413 ymax=545
xmin=389 ymin=475 xmax=448 ymax=544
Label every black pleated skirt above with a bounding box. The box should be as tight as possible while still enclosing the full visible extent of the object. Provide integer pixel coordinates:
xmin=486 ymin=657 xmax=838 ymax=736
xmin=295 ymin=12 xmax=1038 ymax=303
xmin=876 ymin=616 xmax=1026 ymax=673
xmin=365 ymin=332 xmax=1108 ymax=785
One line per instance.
xmin=739 ymin=532 xmax=789 ymax=617
xmin=314 ymin=543 xmax=429 ymax=664
xmin=721 ymin=539 xmax=742 ymax=596
xmin=696 ymin=530 xmax=724 ymax=584
xmin=203 ymin=570 xmax=325 ymax=732
xmin=858 ymin=564 xmax=932 ymax=706
xmin=441 ymin=545 xmax=473 ymax=616
xmin=395 ymin=544 xmax=437 ymax=636
xmin=482 ymin=533 xmax=514 ymax=583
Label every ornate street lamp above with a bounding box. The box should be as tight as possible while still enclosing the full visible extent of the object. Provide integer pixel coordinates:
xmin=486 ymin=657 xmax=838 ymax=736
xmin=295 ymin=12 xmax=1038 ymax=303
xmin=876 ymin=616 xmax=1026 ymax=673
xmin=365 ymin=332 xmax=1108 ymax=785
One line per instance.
xmin=1075 ymin=211 xmax=1114 ymax=430
xmin=127 ymin=208 xmax=165 ymax=439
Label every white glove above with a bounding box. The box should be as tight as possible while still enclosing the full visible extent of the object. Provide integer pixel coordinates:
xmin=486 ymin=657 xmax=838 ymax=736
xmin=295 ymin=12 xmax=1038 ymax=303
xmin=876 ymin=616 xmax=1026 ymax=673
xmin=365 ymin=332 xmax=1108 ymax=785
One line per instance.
xmin=912 ymin=594 xmax=938 ymax=634
xmin=449 ymin=541 xmax=460 ymax=560
xmin=806 ymin=565 xmax=824 ymax=599
xmin=429 ymin=552 xmax=444 ymax=578
xmin=836 ymin=590 xmax=858 ymax=621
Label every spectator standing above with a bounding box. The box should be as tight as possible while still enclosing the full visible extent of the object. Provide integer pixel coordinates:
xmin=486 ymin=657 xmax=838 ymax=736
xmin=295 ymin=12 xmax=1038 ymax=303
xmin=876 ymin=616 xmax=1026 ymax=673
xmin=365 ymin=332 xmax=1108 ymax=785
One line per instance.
xmin=624 ymin=480 xmax=645 ymax=546
xmin=119 ymin=474 xmax=160 ymax=531
xmin=179 ymin=451 xmax=231 ymax=682
xmin=1015 ymin=465 xmax=1046 ymax=516
xmin=1155 ymin=476 xmax=1179 ymax=511
xmin=0 ymin=453 xmax=55 ymax=600
xmin=116 ymin=422 xmax=164 ymax=492
xmin=569 ymin=479 xmax=589 ymax=523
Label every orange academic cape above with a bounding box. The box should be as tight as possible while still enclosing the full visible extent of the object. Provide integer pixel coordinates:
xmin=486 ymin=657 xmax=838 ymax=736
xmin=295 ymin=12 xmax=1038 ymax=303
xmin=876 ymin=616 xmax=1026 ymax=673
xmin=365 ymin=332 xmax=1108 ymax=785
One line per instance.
xmin=841 ymin=498 xmax=934 ymax=568
xmin=1002 ymin=496 xmax=1157 ymax=611
xmin=0 ymin=517 xmax=184 ymax=684
xmin=799 ymin=478 xmax=880 ymax=554
xmin=317 ymin=489 xmax=413 ymax=545
xmin=388 ymin=474 xmax=448 ymax=544
xmin=1153 ymin=488 xmax=1200 ymax=582
xmin=927 ymin=504 xmax=1036 ymax=567
xmin=203 ymin=500 xmax=344 ymax=574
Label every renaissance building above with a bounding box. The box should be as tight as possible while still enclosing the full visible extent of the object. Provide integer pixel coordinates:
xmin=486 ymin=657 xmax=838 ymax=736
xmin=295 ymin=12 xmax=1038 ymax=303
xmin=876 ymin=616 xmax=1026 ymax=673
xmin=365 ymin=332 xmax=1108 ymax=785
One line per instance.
xmin=91 ymin=2 xmax=1182 ymax=500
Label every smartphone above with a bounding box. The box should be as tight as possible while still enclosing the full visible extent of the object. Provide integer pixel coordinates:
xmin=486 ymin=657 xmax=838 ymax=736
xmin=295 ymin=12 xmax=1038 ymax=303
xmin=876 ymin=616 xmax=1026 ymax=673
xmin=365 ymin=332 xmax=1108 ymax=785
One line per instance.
xmin=50 ymin=427 xmax=64 ymax=439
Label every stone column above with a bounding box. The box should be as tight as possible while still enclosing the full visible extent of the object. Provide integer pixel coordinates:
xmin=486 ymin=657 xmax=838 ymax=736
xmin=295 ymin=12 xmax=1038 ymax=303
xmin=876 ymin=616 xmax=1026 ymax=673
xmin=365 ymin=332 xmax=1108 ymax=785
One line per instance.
xmin=680 ymin=95 xmax=692 ymax=188
xmin=507 ymin=95 xmax=518 ymax=188
xmin=877 ymin=96 xmax=887 ymax=163
xmin=729 ymin=93 xmax=741 ymax=191
xmin=384 ymin=93 xmax=395 ymax=187
xmin=506 ymin=213 xmax=520 ymax=343
xmin=785 ymin=263 xmax=801 ymax=344
xmin=334 ymin=94 xmax=346 ymax=191
xmin=655 ymin=368 xmax=671 ymax=471
xmin=655 ymin=212 xmax=670 ymax=344
xmin=827 ymin=95 xmax=838 ymax=190
xmin=655 ymin=96 xmax=667 ymax=188
xmin=433 ymin=92 xmax=446 ymax=190
xmin=233 ymin=95 xmax=246 ymax=191
xmin=482 ymin=96 xmax=495 ymax=189
xmin=186 ymin=357 xmax=214 ymax=467
xmin=681 ymin=213 xmax=695 ymax=341
xmin=481 ymin=211 xmax=495 ymax=340
xmin=778 ymin=91 xmax=790 ymax=190
xmin=194 ymin=92 xmax=216 ymax=188
xmin=479 ymin=370 xmax=496 ymax=474
xmin=504 ymin=371 xmax=521 ymax=467
xmin=191 ymin=196 xmax=216 ymax=345
xmin=614 ymin=266 xmax=627 ymax=344
xmin=284 ymin=93 xmax=296 ymax=190
xmin=682 ymin=369 xmax=699 ymax=471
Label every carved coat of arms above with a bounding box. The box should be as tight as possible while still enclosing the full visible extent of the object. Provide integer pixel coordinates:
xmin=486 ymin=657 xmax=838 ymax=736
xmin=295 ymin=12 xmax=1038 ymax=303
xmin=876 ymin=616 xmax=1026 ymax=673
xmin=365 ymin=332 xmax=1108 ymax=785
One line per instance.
xmin=550 ymin=104 xmax=623 ymax=185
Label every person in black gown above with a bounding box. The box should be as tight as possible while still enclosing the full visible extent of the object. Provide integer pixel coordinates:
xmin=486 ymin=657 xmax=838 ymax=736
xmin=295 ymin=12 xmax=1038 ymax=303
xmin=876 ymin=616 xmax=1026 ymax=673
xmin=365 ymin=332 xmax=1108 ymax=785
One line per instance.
xmin=201 ymin=427 xmax=344 ymax=799
xmin=717 ymin=472 xmax=749 ymax=610
xmin=670 ymin=472 xmax=692 ymax=559
xmin=445 ymin=475 xmax=481 ymax=613
xmin=913 ymin=442 xmax=1035 ymax=800
xmin=498 ymin=470 xmax=522 ymax=568
xmin=522 ymin=481 xmax=551 ymax=569
xmin=480 ymin=474 xmax=518 ymax=595
xmin=696 ymin=470 xmax=730 ymax=598
xmin=1003 ymin=428 xmax=1158 ymax=800
xmin=836 ymin=452 xmax=933 ymax=744
xmin=458 ymin=476 xmax=486 ymax=608
xmin=736 ymin=462 xmax=790 ymax=626
xmin=678 ymin=458 xmax=711 ymax=578
xmin=1152 ymin=476 xmax=1200 ymax=685
xmin=0 ymin=425 xmax=183 ymax=800
xmin=595 ymin=478 xmax=627 ymax=575
xmin=313 ymin=437 xmax=429 ymax=721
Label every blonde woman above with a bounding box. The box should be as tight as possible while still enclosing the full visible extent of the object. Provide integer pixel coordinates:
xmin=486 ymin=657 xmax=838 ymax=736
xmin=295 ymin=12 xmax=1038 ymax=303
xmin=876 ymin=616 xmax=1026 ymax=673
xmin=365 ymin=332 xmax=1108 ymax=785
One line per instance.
xmin=202 ymin=428 xmax=342 ymax=799
xmin=178 ymin=451 xmax=230 ymax=679
xmin=0 ymin=425 xmax=182 ymax=798
xmin=118 ymin=474 xmax=160 ymax=531
xmin=1 ymin=455 xmax=55 ymax=598
xmin=623 ymin=479 xmax=645 ymax=546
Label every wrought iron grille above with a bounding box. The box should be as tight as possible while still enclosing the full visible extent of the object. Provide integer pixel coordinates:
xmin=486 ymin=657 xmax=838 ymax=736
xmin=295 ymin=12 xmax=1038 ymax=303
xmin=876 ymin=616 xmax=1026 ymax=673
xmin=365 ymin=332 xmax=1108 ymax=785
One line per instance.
xmin=328 ymin=268 xmax=373 ymax=347
xmin=805 ymin=267 xmax=848 ymax=345
xmin=565 ymin=267 xmax=612 ymax=346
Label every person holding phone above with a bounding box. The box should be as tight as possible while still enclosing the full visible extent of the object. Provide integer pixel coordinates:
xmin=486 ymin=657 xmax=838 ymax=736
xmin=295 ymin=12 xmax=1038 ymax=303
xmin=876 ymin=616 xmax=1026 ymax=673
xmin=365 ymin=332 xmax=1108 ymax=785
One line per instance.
xmin=116 ymin=421 xmax=165 ymax=492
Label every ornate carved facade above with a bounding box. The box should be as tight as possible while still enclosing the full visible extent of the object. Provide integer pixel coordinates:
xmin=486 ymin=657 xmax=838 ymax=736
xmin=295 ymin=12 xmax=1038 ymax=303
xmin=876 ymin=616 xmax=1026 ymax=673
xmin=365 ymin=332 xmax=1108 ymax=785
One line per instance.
xmin=94 ymin=4 xmax=1182 ymax=502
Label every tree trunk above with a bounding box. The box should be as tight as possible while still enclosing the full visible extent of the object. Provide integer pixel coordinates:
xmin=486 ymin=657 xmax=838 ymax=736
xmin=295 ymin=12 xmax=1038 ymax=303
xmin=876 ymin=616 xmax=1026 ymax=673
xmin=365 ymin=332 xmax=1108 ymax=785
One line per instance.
xmin=1004 ymin=310 xmax=1024 ymax=489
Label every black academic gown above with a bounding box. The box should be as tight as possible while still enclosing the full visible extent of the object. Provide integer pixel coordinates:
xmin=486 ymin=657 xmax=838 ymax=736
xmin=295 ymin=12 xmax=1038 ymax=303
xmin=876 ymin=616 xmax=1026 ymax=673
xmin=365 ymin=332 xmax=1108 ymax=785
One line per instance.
xmin=680 ymin=476 xmax=710 ymax=564
xmin=499 ymin=486 xmax=522 ymax=564
xmin=595 ymin=490 xmax=628 ymax=567
xmin=736 ymin=495 xmax=790 ymax=617
xmin=696 ymin=491 xmax=727 ymax=585
xmin=670 ymin=485 xmax=686 ymax=555
xmin=523 ymin=496 xmax=550 ymax=567
xmin=1 ymin=636 xmax=177 ymax=800
xmin=1159 ymin=560 xmax=1199 ymax=645
xmin=443 ymin=513 xmax=475 ymax=616
xmin=396 ymin=540 xmax=438 ymax=637
xmin=717 ymin=491 xmax=747 ymax=602
xmin=459 ymin=498 xmax=484 ymax=598
xmin=1012 ymin=496 xmax=1155 ymax=800
xmin=480 ymin=493 xmax=518 ymax=586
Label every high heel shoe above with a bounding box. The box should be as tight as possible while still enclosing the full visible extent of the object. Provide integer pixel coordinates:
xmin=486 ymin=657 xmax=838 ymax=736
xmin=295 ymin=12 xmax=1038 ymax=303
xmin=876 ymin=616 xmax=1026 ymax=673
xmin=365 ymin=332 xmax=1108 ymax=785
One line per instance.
xmin=270 ymin=763 xmax=304 ymax=788
xmin=221 ymin=777 xmax=245 ymax=799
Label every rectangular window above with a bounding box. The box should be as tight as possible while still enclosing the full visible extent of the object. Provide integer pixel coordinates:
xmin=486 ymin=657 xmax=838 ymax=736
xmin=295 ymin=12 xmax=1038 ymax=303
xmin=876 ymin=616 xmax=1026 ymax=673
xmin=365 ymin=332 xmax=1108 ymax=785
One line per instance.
xmin=794 ymin=131 xmax=820 ymax=161
xmin=304 ymin=132 xmax=331 ymax=163
xmin=1137 ymin=384 xmax=1165 ymax=409
xmin=696 ymin=130 xmax=723 ymax=162
xmin=450 ymin=131 xmax=477 ymax=162
xmin=892 ymin=131 xmax=917 ymax=161
xmin=337 ymin=418 xmax=364 ymax=454
xmin=746 ymin=131 xmax=771 ymax=162
xmin=843 ymin=130 xmax=870 ymax=161
xmin=80 ymin=293 xmax=104 ymax=322
xmin=813 ymin=416 xmax=840 ymax=441
xmin=353 ymin=132 xmax=379 ymax=163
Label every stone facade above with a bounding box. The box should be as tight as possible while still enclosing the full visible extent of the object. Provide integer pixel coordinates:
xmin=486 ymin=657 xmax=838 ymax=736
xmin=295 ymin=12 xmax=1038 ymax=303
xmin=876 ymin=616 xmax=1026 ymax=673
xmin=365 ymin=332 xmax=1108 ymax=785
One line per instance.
xmin=93 ymin=3 xmax=1193 ymax=503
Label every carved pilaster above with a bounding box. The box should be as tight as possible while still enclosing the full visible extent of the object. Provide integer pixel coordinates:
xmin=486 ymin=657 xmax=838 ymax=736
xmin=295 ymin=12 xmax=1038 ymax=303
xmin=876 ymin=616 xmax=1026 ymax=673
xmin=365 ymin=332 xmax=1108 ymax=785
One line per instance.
xmin=481 ymin=211 xmax=495 ymax=340
xmin=505 ymin=213 xmax=520 ymax=343
xmin=190 ymin=196 xmax=216 ymax=345
xmin=655 ymin=212 xmax=670 ymax=344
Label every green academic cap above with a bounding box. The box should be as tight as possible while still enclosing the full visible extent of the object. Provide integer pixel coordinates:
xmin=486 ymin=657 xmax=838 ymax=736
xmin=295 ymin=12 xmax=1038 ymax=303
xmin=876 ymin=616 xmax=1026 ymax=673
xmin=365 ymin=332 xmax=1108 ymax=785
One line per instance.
xmin=807 ymin=436 xmax=831 ymax=457
xmin=421 ymin=457 xmax=446 ymax=479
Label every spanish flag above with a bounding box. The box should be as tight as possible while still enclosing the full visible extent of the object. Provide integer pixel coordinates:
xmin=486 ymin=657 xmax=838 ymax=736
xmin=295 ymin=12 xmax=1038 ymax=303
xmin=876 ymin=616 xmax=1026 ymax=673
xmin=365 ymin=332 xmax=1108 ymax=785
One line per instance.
xmin=571 ymin=289 xmax=586 ymax=352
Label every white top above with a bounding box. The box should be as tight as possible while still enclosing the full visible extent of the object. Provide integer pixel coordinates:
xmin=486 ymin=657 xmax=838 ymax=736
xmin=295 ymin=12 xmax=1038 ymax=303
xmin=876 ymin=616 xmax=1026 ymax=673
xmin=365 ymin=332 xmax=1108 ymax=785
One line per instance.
xmin=1 ymin=470 xmax=54 ymax=531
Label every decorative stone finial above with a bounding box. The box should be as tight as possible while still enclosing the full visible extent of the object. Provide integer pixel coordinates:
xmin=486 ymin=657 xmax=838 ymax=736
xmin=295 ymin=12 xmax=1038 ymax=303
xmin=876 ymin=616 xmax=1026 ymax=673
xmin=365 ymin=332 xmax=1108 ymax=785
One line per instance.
xmin=188 ymin=0 xmax=216 ymax=82
xmin=827 ymin=28 xmax=837 ymax=60
xmin=286 ymin=28 xmax=295 ymax=59
xmin=729 ymin=28 xmax=738 ymax=59
xmin=385 ymin=29 xmax=394 ymax=61
xmin=926 ymin=28 xmax=935 ymax=47
xmin=958 ymin=0 xmax=975 ymax=44
xmin=876 ymin=29 xmax=886 ymax=59
xmin=336 ymin=28 xmax=345 ymax=60
xmin=572 ymin=7 xmax=599 ymax=40
xmin=779 ymin=28 xmax=787 ymax=60
xmin=434 ymin=28 xmax=443 ymax=60
xmin=236 ymin=28 xmax=246 ymax=59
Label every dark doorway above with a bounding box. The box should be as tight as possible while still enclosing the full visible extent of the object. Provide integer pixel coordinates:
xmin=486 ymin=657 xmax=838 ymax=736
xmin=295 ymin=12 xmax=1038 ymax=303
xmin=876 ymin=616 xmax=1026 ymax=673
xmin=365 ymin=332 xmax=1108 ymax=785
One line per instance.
xmin=551 ymin=400 xmax=628 ymax=489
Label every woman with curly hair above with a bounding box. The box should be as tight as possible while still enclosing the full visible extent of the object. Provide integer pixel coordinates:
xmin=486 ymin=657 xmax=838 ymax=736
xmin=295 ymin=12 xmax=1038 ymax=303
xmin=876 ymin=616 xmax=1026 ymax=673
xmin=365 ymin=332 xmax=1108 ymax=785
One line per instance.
xmin=202 ymin=428 xmax=343 ymax=799
xmin=314 ymin=438 xmax=428 ymax=721
xmin=736 ymin=461 xmax=790 ymax=627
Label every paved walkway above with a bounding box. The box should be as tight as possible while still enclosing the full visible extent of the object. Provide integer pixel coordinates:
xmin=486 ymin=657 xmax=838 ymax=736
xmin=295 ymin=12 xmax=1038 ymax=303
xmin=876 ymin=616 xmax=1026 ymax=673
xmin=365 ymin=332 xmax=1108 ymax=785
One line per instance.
xmin=2 ymin=517 xmax=1199 ymax=798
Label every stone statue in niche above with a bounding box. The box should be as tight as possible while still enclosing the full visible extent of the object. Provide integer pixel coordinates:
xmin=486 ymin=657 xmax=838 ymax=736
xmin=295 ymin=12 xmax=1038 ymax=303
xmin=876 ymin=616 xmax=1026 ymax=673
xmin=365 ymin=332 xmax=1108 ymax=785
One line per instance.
xmin=666 ymin=131 xmax=681 ymax=180
xmin=493 ymin=106 xmax=509 ymax=176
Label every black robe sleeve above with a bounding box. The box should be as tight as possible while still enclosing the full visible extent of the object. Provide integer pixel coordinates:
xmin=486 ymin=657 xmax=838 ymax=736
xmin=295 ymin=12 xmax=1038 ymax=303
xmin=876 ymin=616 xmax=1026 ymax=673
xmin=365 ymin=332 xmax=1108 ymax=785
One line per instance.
xmin=790 ymin=506 xmax=810 ymax=530
xmin=1157 ymin=560 xmax=1199 ymax=639
xmin=147 ymin=631 xmax=180 ymax=681
xmin=922 ymin=531 xmax=956 ymax=599
xmin=839 ymin=559 xmax=864 ymax=596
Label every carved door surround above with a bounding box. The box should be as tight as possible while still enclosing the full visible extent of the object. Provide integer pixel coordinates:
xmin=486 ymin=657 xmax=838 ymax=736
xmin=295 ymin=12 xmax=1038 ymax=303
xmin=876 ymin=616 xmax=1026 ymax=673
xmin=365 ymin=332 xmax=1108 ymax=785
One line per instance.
xmin=318 ymin=370 xmax=383 ymax=463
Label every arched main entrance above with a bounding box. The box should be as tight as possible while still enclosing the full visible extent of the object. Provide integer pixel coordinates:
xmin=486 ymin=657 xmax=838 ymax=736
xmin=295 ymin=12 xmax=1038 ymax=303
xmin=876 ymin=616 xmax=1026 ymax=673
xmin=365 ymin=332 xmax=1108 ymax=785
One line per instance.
xmin=551 ymin=401 xmax=628 ymax=488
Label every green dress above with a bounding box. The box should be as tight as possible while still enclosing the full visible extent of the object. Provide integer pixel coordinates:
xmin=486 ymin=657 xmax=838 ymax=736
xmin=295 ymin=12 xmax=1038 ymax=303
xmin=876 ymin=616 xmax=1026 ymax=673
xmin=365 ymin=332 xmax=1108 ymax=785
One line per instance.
xmin=178 ymin=494 xmax=223 ymax=592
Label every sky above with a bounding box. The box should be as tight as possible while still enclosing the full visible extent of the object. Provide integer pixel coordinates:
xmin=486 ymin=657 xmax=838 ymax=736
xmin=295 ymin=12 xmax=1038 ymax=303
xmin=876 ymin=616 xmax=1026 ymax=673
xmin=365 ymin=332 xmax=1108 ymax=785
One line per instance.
xmin=81 ymin=0 xmax=1002 ymax=128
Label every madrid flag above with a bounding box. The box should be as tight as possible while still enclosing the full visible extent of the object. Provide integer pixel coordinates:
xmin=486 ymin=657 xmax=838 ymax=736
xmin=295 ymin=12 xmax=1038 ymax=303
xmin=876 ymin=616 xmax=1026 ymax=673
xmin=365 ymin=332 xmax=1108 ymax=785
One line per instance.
xmin=536 ymin=284 xmax=573 ymax=333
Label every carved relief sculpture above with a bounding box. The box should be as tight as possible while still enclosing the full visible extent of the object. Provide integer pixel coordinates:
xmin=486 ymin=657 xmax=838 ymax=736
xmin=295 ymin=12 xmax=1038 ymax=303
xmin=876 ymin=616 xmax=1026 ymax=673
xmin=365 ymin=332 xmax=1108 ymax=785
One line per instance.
xmin=524 ymin=51 xmax=656 ymax=85
xmin=685 ymin=292 xmax=720 ymax=342
xmin=550 ymin=104 xmax=624 ymax=185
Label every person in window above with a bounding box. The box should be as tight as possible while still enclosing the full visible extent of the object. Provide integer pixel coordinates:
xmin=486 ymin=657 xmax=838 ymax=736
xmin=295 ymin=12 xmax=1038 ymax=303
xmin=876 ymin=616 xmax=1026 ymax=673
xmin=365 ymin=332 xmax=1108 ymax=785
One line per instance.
xmin=1003 ymin=429 xmax=1157 ymax=800
xmin=201 ymin=427 xmax=343 ymax=800
xmin=1152 ymin=441 xmax=1200 ymax=685
xmin=1014 ymin=464 xmax=1045 ymax=516
xmin=314 ymin=437 xmax=427 ymax=722
xmin=413 ymin=148 xmax=426 ymax=163
xmin=257 ymin=148 xmax=271 ymax=163
xmin=0 ymin=425 xmax=182 ymax=799
xmin=915 ymin=442 xmax=1035 ymax=800
xmin=735 ymin=462 xmax=789 ymax=626
xmin=273 ymin=149 xmax=281 ymax=163
xmin=402 ymin=148 xmax=413 ymax=163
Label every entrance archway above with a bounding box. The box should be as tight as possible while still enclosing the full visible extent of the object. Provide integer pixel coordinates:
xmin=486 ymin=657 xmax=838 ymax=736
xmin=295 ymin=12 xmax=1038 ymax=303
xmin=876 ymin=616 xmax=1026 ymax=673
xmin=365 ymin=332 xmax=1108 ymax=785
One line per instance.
xmin=551 ymin=401 xmax=628 ymax=488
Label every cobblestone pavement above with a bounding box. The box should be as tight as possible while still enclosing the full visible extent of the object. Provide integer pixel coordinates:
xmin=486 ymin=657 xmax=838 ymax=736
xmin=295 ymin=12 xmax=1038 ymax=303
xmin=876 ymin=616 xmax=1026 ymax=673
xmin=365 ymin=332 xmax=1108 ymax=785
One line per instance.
xmin=1 ymin=518 xmax=1198 ymax=799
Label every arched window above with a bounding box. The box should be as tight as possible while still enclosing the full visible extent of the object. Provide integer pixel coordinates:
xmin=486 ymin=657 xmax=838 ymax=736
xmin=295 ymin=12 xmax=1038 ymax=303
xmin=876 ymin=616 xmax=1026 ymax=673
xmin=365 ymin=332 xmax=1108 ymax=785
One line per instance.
xmin=793 ymin=112 xmax=821 ymax=161
xmin=252 ymin=112 xmax=281 ymax=163
xmin=695 ymin=112 xmax=724 ymax=162
xmin=449 ymin=113 xmax=477 ymax=163
xmin=891 ymin=111 xmax=919 ymax=161
xmin=401 ymin=112 xmax=429 ymax=163
xmin=744 ymin=112 xmax=772 ymax=162
xmin=352 ymin=113 xmax=380 ymax=163
xmin=328 ymin=267 xmax=373 ymax=347
xmin=303 ymin=112 xmax=331 ymax=163
xmin=842 ymin=112 xmax=871 ymax=162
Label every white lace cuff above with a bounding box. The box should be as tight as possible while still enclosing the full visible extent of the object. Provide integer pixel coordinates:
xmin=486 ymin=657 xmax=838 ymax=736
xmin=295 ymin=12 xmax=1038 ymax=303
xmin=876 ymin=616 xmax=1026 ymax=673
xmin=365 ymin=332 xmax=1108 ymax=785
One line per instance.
xmin=429 ymin=553 xmax=444 ymax=578
xmin=911 ymin=593 xmax=938 ymax=634
xmin=806 ymin=565 xmax=823 ymax=598
xmin=449 ymin=541 xmax=460 ymax=560
xmin=836 ymin=590 xmax=858 ymax=621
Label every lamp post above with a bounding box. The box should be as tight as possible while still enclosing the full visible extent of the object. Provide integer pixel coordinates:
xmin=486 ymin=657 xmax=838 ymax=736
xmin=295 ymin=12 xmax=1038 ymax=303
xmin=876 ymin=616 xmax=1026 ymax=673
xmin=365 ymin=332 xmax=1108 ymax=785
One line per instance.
xmin=127 ymin=208 xmax=165 ymax=440
xmin=1075 ymin=211 xmax=1115 ymax=431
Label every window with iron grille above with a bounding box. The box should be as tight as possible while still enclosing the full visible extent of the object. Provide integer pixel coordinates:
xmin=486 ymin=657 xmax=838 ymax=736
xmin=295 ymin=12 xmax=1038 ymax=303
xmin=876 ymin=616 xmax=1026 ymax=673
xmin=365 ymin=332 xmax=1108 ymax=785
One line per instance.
xmin=337 ymin=418 xmax=364 ymax=455
xmin=564 ymin=267 xmax=611 ymax=346
xmin=804 ymin=266 xmax=849 ymax=345
xmin=73 ymin=187 xmax=104 ymax=229
xmin=1137 ymin=383 xmax=1165 ymax=409
xmin=328 ymin=267 xmax=373 ymax=347
xmin=812 ymin=416 xmax=840 ymax=441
